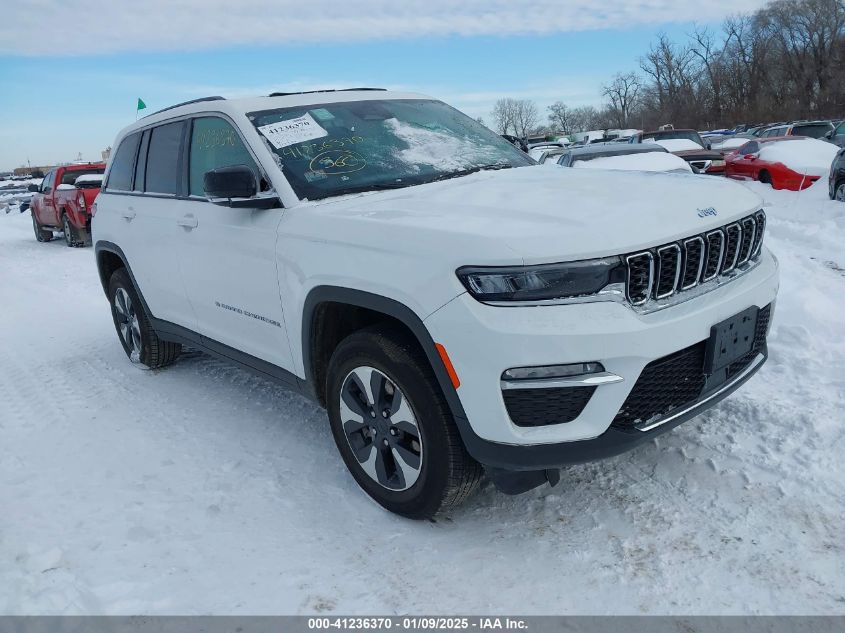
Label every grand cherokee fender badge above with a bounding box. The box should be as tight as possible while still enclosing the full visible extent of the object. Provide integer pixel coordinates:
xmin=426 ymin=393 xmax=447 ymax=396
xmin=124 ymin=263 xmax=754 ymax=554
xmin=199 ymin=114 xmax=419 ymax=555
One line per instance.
xmin=697 ymin=207 xmax=718 ymax=218
xmin=215 ymin=301 xmax=282 ymax=328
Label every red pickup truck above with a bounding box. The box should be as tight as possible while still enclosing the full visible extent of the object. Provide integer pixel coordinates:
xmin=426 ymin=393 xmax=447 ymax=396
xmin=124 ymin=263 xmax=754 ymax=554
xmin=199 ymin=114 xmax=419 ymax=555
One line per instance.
xmin=30 ymin=163 xmax=106 ymax=247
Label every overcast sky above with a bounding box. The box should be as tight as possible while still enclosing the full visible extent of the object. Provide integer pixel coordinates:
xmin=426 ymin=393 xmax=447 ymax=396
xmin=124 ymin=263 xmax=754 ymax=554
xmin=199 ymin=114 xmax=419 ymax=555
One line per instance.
xmin=0 ymin=0 xmax=767 ymax=170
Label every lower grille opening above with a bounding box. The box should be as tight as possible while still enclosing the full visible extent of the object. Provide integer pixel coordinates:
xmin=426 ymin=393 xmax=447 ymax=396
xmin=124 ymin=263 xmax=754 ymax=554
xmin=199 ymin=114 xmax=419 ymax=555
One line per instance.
xmin=504 ymin=386 xmax=595 ymax=427
xmin=612 ymin=304 xmax=771 ymax=429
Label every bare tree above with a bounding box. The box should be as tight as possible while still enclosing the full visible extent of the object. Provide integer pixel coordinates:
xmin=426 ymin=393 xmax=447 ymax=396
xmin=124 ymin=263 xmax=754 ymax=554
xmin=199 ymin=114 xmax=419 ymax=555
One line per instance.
xmin=602 ymin=72 xmax=642 ymax=128
xmin=547 ymin=101 xmax=573 ymax=132
xmin=491 ymin=98 xmax=517 ymax=135
xmin=513 ymin=100 xmax=539 ymax=137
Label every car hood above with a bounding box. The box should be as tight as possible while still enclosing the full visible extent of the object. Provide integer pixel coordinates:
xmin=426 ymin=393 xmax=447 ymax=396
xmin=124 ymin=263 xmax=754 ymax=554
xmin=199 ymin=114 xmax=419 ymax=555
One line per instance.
xmin=295 ymin=165 xmax=763 ymax=265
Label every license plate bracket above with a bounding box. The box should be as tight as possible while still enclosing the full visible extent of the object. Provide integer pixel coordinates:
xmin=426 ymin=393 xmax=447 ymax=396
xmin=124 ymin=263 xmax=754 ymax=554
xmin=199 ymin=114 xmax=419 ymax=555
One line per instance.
xmin=705 ymin=306 xmax=758 ymax=374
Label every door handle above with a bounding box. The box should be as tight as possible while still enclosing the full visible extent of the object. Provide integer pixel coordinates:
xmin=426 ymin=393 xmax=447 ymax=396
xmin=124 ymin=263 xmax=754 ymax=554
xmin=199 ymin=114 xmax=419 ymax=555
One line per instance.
xmin=177 ymin=214 xmax=198 ymax=229
xmin=121 ymin=207 xmax=136 ymax=221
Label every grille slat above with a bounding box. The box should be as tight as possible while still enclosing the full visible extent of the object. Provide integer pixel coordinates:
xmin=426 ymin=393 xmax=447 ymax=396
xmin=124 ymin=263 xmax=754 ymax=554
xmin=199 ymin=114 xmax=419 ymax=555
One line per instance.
xmin=654 ymin=245 xmax=681 ymax=299
xmin=626 ymin=212 xmax=764 ymax=308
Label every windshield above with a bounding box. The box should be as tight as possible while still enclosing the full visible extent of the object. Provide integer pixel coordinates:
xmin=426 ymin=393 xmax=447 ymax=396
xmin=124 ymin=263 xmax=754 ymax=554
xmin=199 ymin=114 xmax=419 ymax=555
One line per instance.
xmin=792 ymin=123 xmax=833 ymax=139
xmin=61 ymin=168 xmax=104 ymax=185
xmin=642 ymin=130 xmax=704 ymax=146
xmin=248 ymin=99 xmax=533 ymax=200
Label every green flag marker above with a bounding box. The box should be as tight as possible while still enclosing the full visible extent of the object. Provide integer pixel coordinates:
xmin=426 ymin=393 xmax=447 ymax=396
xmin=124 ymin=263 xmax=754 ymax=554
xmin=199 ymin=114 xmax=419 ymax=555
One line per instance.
xmin=137 ymin=98 xmax=147 ymax=111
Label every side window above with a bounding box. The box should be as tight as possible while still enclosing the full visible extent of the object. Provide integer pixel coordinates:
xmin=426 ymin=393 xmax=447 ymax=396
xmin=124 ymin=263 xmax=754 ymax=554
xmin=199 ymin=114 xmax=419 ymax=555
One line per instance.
xmin=189 ymin=117 xmax=257 ymax=197
xmin=145 ymin=121 xmax=184 ymax=195
xmin=743 ymin=142 xmax=759 ymax=155
xmin=105 ymin=132 xmax=141 ymax=192
xmin=836 ymin=122 xmax=845 ymax=135
xmin=42 ymin=171 xmax=55 ymax=192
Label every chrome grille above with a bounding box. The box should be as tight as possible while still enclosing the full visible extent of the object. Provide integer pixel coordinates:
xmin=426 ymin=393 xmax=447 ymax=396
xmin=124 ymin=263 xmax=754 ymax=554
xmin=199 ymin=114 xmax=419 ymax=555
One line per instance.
xmin=625 ymin=211 xmax=766 ymax=308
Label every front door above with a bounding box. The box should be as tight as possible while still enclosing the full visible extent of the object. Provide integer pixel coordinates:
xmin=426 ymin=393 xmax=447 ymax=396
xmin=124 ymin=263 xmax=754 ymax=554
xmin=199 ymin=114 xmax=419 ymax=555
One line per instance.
xmin=175 ymin=115 xmax=293 ymax=372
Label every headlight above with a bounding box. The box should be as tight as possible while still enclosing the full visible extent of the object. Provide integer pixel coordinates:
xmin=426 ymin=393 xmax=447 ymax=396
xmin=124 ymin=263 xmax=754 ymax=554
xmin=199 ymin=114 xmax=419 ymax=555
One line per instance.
xmin=457 ymin=257 xmax=625 ymax=303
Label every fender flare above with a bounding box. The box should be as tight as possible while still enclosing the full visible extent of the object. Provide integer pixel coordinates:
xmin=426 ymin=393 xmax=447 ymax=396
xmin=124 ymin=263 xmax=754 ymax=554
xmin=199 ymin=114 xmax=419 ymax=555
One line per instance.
xmin=93 ymin=241 xmax=153 ymax=315
xmin=301 ymin=286 xmax=470 ymax=426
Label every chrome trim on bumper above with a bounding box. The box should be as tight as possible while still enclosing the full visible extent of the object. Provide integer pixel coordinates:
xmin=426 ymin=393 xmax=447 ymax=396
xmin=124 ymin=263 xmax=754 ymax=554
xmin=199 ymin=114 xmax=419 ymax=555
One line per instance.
xmin=500 ymin=371 xmax=623 ymax=391
xmin=634 ymin=352 xmax=766 ymax=432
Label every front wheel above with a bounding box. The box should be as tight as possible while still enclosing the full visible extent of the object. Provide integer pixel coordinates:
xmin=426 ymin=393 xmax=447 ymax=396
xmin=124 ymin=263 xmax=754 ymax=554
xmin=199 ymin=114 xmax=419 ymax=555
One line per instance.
xmin=108 ymin=268 xmax=182 ymax=368
xmin=835 ymin=183 xmax=845 ymax=202
xmin=32 ymin=214 xmax=52 ymax=242
xmin=326 ymin=325 xmax=482 ymax=519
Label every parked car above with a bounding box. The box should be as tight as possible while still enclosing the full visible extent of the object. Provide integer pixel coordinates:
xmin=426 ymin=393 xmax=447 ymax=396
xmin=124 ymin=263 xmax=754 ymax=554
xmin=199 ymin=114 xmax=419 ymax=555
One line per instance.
xmin=631 ymin=129 xmax=726 ymax=174
xmin=725 ymin=136 xmax=839 ymax=190
xmin=824 ymin=120 xmax=845 ymax=148
xmin=30 ymin=163 xmax=106 ymax=246
xmin=829 ymin=147 xmax=845 ymax=201
xmin=527 ymin=142 xmax=566 ymax=161
xmin=93 ymin=90 xmax=778 ymax=518
xmin=757 ymin=121 xmax=835 ymax=140
xmin=551 ymin=143 xmax=692 ymax=173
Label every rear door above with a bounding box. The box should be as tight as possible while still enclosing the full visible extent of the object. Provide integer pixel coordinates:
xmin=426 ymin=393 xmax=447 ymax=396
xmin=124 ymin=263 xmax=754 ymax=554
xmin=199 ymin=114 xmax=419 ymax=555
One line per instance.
xmin=175 ymin=114 xmax=293 ymax=372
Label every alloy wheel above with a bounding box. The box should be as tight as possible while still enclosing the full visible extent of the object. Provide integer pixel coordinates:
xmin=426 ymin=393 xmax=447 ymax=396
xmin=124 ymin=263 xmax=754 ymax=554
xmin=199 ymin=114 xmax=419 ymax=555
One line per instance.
xmin=114 ymin=287 xmax=142 ymax=363
xmin=836 ymin=184 xmax=845 ymax=202
xmin=339 ymin=366 xmax=423 ymax=491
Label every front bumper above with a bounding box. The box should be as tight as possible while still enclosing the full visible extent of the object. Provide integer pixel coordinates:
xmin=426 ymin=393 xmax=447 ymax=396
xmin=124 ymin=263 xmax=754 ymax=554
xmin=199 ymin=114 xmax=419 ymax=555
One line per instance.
xmin=424 ymin=248 xmax=779 ymax=468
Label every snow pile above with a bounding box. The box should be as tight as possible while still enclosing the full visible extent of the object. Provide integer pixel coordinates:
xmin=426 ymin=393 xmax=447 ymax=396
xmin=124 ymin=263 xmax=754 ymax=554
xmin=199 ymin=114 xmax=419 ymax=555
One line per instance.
xmin=646 ymin=138 xmax=703 ymax=152
xmin=0 ymin=180 xmax=844 ymax=615
xmin=758 ymin=138 xmax=840 ymax=177
xmin=573 ymin=152 xmax=692 ymax=173
xmin=385 ymin=118 xmax=506 ymax=172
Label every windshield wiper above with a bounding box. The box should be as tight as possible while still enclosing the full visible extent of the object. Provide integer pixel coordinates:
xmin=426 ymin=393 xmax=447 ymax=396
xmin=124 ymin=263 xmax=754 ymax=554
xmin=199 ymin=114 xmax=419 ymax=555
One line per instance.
xmin=310 ymin=181 xmax=413 ymax=200
xmin=431 ymin=163 xmax=514 ymax=183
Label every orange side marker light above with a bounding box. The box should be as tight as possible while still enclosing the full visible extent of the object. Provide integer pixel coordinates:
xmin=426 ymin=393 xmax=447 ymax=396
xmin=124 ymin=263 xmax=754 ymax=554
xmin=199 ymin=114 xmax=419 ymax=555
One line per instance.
xmin=435 ymin=343 xmax=460 ymax=389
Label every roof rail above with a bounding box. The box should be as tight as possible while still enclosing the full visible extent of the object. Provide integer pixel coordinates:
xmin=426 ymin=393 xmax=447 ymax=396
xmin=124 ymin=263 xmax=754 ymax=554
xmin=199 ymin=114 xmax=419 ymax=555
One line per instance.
xmin=144 ymin=96 xmax=226 ymax=117
xmin=267 ymin=88 xmax=387 ymax=97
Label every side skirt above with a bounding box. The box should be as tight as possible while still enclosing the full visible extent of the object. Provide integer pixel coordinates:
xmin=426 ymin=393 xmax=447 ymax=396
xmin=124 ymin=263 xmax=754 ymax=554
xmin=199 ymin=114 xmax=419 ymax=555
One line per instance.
xmin=149 ymin=317 xmax=316 ymax=403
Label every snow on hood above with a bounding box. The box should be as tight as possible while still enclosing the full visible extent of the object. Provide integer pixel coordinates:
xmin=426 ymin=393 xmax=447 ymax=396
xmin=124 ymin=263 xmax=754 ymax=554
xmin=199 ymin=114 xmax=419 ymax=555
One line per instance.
xmin=302 ymin=165 xmax=763 ymax=265
xmin=758 ymin=138 xmax=839 ymax=177
xmin=712 ymin=137 xmax=749 ymax=150
xmin=647 ymin=138 xmax=704 ymax=152
xmin=573 ymin=152 xmax=692 ymax=173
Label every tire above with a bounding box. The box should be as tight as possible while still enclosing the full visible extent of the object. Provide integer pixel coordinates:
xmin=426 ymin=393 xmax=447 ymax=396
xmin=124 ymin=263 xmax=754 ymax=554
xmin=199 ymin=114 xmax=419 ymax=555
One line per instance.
xmin=835 ymin=183 xmax=845 ymax=202
xmin=108 ymin=268 xmax=182 ymax=369
xmin=758 ymin=170 xmax=771 ymax=185
xmin=62 ymin=213 xmax=83 ymax=248
xmin=326 ymin=324 xmax=482 ymax=519
xmin=32 ymin=213 xmax=52 ymax=242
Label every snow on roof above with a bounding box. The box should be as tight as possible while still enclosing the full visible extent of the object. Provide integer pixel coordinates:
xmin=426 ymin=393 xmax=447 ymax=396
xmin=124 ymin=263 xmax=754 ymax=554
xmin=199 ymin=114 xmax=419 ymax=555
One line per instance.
xmin=75 ymin=174 xmax=103 ymax=185
xmin=572 ymin=152 xmax=693 ymax=173
xmin=646 ymin=138 xmax=704 ymax=152
xmin=758 ymin=138 xmax=839 ymax=176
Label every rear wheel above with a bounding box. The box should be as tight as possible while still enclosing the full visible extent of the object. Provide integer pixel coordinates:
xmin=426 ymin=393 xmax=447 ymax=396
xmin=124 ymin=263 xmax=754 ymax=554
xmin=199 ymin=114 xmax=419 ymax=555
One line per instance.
xmin=108 ymin=268 xmax=181 ymax=368
xmin=758 ymin=170 xmax=772 ymax=185
xmin=62 ymin=213 xmax=83 ymax=248
xmin=326 ymin=325 xmax=482 ymax=519
xmin=32 ymin=213 xmax=52 ymax=242
xmin=835 ymin=183 xmax=845 ymax=202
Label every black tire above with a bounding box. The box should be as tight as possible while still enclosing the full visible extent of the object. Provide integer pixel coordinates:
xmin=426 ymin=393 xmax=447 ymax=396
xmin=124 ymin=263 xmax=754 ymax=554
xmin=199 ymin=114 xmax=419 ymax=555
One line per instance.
xmin=759 ymin=170 xmax=772 ymax=185
xmin=326 ymin=324 xmax=482 ymax=519
xmin=108 ymin=268 xmax=182 ymax=369
xmin=62 ymin=213 xmax=83 ymax=248
xmin=32 ymin=213 xmax=52 ymax=242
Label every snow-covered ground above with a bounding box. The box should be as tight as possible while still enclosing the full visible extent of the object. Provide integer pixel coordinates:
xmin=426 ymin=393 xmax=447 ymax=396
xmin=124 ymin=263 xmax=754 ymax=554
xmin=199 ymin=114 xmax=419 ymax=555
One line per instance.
xmin=1 ymin=178 xmax=844 ymax=615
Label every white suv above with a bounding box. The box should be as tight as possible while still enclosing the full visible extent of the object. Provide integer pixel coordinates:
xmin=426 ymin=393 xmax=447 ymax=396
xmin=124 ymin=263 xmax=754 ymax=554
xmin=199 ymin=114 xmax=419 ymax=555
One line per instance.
xmin=93 ymin=89 xmax=779 ymax=518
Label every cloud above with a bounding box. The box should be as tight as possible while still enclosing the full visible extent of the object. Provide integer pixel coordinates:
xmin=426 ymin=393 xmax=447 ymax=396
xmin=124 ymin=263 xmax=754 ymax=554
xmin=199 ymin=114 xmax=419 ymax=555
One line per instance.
xmin=2 ymin=0 xmax=768 ymax=56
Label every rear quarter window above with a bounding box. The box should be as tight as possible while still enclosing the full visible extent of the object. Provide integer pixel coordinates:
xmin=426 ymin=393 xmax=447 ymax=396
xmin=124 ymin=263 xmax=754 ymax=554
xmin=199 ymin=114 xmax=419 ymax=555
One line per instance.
xmin=105 ymin=133 xmax=141 ymax=192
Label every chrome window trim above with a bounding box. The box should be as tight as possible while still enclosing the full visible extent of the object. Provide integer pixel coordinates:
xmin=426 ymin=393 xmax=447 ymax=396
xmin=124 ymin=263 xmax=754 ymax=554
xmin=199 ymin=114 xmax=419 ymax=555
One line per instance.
xmin=655 ymin=244 xmax=682 ymax=299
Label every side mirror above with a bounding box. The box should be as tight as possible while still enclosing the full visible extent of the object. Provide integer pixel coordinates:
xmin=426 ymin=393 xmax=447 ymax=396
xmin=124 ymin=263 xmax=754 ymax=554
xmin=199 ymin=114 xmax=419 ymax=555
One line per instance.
xmin=705 ymin=142 xmax=712 ymax=150
xmin=203 ymin=165 xmax=278 ymax=209
xmin=743 ymin=154 xmax=757 ymax=160
xmin=27 ymin=184 xmax=39 ymax=192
